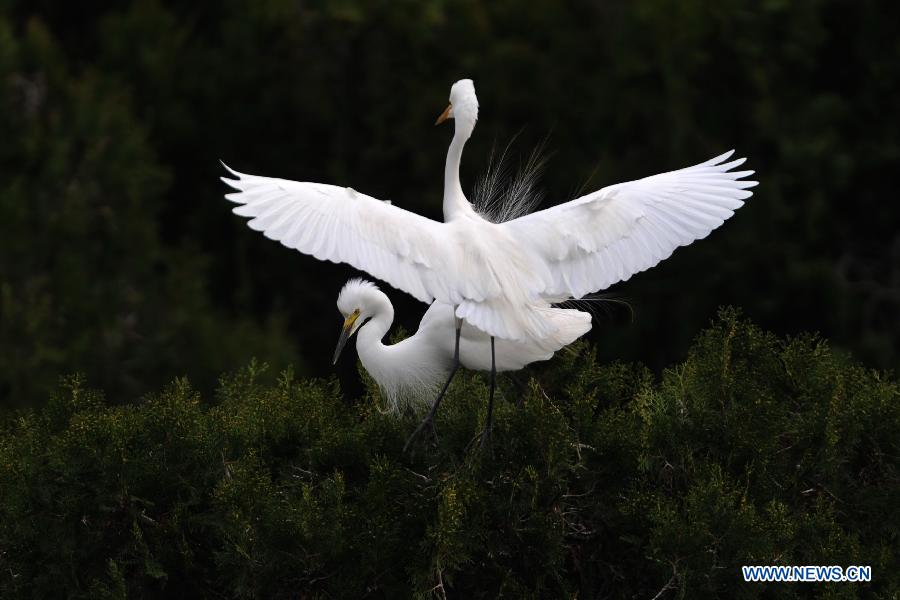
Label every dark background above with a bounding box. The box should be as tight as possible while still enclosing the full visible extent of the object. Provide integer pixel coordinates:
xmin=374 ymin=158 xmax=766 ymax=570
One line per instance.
xmin=2 ymin=0 xmax=898 ymax=409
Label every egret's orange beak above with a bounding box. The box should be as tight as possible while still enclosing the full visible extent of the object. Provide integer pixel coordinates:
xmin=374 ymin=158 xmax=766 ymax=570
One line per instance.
xmin=435 ymin=104 xmax=452 ymax=125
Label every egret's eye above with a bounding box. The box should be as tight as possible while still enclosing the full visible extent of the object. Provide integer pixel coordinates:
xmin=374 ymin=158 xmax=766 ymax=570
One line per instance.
xmin=342 ymin=308 xmax=361 ymax=330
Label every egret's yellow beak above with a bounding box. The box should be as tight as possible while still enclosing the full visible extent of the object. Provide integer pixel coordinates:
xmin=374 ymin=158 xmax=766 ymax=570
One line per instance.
xmin=435 ymin=103 xmax=452 ymax=125
xmin=332 ymin=309 xmax=360 ymax=365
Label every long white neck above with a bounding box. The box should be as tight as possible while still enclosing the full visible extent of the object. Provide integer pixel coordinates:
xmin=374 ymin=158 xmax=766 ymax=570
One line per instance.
xmin=353 ymin=297 xmax=450 ymax=411
xmin=356 ymin=301 xmax=394 ymax=361
xmin=442 ymin=121 xmax=476 ymax=221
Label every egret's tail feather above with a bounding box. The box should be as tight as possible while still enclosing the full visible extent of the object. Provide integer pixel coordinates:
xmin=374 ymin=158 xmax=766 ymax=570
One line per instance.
xmin=457 ymin=298 xmax=562 ymax=342
xmin=532 ymin=306 xmax=592 ymax=352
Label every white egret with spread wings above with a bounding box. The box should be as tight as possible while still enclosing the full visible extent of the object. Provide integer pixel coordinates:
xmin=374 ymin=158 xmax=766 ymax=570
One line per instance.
xmin=222 ymin=78 xmax=757 ymax=446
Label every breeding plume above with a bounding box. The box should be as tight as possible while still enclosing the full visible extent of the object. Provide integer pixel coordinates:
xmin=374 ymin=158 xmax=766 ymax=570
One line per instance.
xmin=331 ymin=279 xmax=591 ymax=446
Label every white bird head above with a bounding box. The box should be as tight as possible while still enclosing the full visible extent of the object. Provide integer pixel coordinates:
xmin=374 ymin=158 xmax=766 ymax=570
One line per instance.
xmin=435 ymin=78 xmax=478 ymax=136
xmin=333 ymin=279 xmax=386 ymax=364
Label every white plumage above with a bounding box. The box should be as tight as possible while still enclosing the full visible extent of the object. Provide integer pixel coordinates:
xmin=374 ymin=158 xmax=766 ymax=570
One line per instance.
xmin=332 ymin=279 xmax=591 ymax=411
xmin=503 ymin=150 xmax=756 ymax=297
xmin=222 ymin=78 xmax=757 ymax=344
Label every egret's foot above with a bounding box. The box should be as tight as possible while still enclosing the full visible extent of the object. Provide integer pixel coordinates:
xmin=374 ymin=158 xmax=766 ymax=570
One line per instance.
xmin=404 ymin=416 xmax=437 ymax=452
xmin=478 ymin=421 xmax=493 ymax=450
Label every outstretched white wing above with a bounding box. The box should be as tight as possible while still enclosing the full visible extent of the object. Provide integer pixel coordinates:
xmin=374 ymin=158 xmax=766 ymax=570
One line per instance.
xmin=504 ymin=151 xmax=757 ymax=298
xmin=222 ymin=165 xmax=451 ymax=304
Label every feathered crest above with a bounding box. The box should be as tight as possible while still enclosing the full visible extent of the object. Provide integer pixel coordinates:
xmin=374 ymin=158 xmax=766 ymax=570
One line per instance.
xmin=472 ymin=133 xmax=550 ymax=223
xmin=337 ymin=278 xmax=379 ymax=313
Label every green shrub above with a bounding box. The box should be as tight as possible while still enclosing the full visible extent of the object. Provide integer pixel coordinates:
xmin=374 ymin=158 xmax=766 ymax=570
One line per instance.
xmin=1 ymin=310 xmax=897 ymax=598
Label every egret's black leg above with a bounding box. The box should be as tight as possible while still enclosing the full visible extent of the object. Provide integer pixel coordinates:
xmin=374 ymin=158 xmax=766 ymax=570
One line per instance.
xmin=480 ymin=336 xmax=496 ymax=449
xmin=404 ymin=315 xmax=462 ymax=452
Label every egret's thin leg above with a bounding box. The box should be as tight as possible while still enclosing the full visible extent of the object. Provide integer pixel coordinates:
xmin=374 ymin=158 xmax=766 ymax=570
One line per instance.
xmin=404 ymin=315 xmax=462 ymax=451
xmin=480 ymin=336 xmax=496 ymax=449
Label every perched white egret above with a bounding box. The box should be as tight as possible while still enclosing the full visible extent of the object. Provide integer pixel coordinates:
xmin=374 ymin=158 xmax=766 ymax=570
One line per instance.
xmin=331 ymin=279 xmax=591 ymax=447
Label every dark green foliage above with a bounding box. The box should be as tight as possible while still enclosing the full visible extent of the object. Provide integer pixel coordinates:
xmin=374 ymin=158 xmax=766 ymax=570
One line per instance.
xmin=0 ymin=16 xmax=301 ymax=407
xmin=1 ymin=311 xmax=897 ymax=598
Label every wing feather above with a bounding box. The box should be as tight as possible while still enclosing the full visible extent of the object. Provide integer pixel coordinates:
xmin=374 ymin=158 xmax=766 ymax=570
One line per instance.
xmin=504 ymin=151 xmax=757 ymax=297
xmin=222 ymin=164 xmax=448 ymax=304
